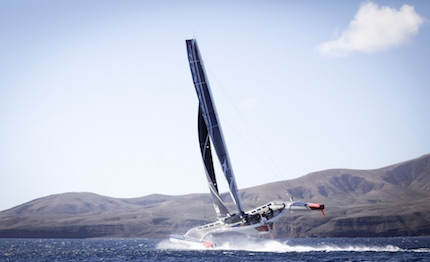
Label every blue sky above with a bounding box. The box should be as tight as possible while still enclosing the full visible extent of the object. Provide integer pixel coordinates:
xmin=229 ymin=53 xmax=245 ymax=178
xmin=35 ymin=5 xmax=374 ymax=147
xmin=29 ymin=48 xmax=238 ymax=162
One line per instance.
xmin=0 ymin=0 xmax=429 ymax=211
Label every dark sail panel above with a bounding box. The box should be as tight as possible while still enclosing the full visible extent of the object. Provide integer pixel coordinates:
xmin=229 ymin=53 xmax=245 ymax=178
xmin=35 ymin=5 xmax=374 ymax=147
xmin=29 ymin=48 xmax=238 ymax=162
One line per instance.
xmin=198 ymin=107 xmax=217 ymax=191
xmin=198 ymin=107 xmax=230 ymax=218
xmin=186 ymin=39 xmax=244 ymax=215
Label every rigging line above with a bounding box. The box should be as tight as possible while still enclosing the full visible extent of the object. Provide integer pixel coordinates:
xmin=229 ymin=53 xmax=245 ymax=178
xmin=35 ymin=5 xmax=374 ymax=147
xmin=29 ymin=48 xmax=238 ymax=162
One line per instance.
xmin=205 ymin=64 xmax=296 ymax=195
xmin=222 ymin=119 xmax=285 ymax=176
xmin=220 ymin=118 xmax=296 ymax=198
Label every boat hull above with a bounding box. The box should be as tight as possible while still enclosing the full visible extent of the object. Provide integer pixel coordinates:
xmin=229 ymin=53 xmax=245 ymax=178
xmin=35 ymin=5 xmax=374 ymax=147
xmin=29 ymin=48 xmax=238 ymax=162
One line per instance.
xmin=169 ymin=234 xmax=215 ymax=248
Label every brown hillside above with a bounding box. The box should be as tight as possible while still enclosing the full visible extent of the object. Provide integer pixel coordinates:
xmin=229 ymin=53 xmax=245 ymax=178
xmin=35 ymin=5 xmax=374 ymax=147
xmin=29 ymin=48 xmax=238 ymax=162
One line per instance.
xmin=0 ymin=154 xmax=429 ymax=238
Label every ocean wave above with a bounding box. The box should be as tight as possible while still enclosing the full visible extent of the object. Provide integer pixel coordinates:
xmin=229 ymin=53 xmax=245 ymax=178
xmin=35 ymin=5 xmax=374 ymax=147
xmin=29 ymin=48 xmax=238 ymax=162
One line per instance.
xmin=158 ymin=238 xmax=430 ymax=253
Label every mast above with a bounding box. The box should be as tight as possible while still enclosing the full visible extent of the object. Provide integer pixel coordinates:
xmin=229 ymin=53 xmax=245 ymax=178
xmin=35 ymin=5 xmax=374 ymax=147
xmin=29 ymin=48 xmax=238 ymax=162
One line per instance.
xmin=186 ymin=39 xmax=244 ymax=215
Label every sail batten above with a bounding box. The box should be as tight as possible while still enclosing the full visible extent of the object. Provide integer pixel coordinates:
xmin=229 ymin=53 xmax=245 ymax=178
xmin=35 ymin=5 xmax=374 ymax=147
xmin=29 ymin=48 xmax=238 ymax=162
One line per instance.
xmin=187 ymin=39 xmax=244 ymax=215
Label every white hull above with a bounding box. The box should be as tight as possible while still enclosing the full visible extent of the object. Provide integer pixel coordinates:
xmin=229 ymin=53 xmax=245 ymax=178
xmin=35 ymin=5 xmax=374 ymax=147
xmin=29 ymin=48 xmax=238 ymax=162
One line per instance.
xmin=170 ymin=234 xmax=215 ymax=248
xmin=170 ymin=201 xmax=290 ymax=248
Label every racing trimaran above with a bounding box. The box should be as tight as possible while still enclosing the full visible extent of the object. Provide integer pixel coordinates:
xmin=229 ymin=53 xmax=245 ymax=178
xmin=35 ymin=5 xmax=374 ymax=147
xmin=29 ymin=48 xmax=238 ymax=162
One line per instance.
xmin=170 ymin=39 xmax=325 ymax=248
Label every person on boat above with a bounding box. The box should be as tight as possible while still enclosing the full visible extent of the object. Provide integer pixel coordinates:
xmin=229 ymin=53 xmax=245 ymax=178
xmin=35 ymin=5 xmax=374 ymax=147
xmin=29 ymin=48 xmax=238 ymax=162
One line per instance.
xmin=281 ymin=203 xmax=285 ymax=211
xmin=268 ymin=207 xmax=274 ymax=218
xmin=261 ymin=212 xmax=267 ymax=223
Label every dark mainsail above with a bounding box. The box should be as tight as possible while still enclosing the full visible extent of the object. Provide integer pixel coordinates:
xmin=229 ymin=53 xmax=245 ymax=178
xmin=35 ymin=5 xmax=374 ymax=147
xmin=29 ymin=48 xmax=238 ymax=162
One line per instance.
xmin=186 ymin=39 xmax=244 ymax=216
xmin=198 ymin=107 xmax=230 ymax=218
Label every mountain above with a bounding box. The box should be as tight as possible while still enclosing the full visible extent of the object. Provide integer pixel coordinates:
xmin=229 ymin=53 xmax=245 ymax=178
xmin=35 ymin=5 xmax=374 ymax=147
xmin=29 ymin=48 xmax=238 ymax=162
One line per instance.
xmin=0 ymin=154 xmax=429 ymax=238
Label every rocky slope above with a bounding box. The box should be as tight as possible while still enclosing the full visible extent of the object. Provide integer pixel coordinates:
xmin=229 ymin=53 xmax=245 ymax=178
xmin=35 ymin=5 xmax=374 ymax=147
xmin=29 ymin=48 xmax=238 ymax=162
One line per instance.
xmin=0 ymin=154 xmax=429 ymax=238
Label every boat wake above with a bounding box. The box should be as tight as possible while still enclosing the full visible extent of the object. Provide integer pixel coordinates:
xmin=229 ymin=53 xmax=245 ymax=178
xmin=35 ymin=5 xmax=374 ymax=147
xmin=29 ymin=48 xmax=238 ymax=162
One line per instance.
xmin=157 ymin=239 xmax=430 ymax=253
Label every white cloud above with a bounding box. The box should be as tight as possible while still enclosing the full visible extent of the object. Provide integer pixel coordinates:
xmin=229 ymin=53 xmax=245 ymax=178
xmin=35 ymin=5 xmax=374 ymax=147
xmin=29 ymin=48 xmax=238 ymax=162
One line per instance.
xmin=317 ymin=2 xmax=425 ymax=57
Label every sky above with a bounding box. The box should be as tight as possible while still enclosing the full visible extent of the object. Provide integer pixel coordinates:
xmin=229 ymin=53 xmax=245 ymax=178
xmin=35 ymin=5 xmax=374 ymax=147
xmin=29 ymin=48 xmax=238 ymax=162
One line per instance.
xmin=1 ymin=0 xmax=429 ymax=211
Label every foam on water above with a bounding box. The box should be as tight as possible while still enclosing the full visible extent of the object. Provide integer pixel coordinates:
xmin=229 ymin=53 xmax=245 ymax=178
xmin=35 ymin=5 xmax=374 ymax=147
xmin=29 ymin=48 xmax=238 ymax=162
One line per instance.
xmin=157 ymin=238 xmax=430 ymax=253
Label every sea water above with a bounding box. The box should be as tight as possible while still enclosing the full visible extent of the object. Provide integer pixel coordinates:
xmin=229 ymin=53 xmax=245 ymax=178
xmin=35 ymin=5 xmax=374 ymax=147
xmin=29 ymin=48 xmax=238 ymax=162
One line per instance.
xmin=0 ymin=237 xmax=429 ymax=261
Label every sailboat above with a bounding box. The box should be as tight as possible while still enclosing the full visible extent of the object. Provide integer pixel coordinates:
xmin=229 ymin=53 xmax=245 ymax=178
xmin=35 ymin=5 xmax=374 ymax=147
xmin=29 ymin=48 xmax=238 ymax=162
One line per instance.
xmin=170 ymin=39 xmax=325 ymax=248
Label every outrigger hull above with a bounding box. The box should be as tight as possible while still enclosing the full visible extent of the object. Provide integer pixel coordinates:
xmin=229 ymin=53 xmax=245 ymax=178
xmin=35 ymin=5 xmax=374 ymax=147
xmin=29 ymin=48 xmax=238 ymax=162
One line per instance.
xmin=170 ymin=234 xmax=215 ymax=248
xmin=169 ymin=222 xmax=274 ymax=249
